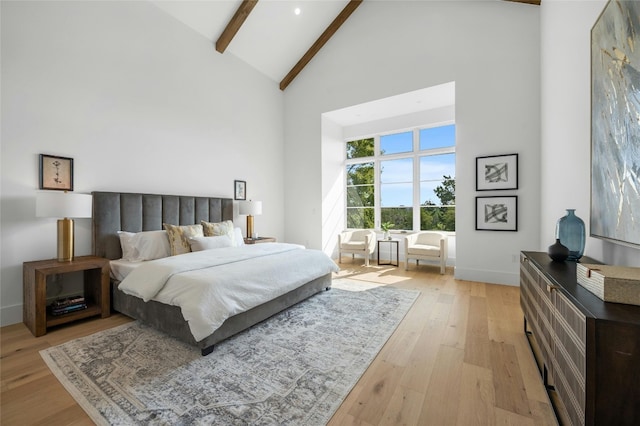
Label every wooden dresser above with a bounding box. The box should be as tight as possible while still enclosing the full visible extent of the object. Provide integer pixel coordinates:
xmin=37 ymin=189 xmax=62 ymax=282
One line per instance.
xmin=520 ymin=251 xmax=640 ymax=425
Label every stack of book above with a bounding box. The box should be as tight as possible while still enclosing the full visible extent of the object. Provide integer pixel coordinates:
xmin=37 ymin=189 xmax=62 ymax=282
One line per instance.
xmin=49 ymin=295 xmax=87 ymax=316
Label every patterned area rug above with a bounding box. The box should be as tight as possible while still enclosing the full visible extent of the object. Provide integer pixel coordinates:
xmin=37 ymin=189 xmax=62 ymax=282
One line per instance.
xmin=40 ymin=279 xmax=419 ymax=425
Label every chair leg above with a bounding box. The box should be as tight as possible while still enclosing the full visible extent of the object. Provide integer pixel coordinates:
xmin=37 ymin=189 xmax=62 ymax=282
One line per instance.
xmin=365 ymin=253 xmax=369 ymax=267
xmin=440 ymin=259 xmax=445 ymax=274
xmin=405 ymin=258 xmax=409 ymax=270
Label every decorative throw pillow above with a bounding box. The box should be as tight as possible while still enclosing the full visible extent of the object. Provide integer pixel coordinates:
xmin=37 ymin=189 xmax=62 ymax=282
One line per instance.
xmin=201 ymin=220 xmax=236 ymax=245
xmin=189 ymin=235 xmax=233 ymax=252
xmin=163 ymin=223 xmax=204 ymax=256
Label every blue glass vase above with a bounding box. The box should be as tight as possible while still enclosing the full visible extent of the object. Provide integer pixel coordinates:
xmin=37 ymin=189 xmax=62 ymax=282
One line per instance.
xmin=555 ymin=209 xmax=585 ymax=261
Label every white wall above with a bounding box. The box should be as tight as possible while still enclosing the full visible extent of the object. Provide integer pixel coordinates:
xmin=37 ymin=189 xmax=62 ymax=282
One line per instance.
xmin=0 ymin=1 xmax=285 ymax=325
xmin=320 ymin=117 xmax=346 ymax=256
xmin=540 ymin=0 xmax=640 ymax=267
xmin=284 ymin=1 xmax=541 ymax=285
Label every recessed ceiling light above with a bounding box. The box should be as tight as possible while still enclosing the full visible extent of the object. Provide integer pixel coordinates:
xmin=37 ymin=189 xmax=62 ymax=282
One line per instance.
xmin=294 ymin=7 xmax=301 ymax=16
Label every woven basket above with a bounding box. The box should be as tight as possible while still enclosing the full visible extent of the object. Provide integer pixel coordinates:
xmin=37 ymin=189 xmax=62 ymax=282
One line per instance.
xmin=576 ymin=264 xmax=640 ymax=306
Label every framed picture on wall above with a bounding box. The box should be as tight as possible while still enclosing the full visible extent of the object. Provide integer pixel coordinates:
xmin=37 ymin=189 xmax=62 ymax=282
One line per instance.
xmin=476 ymin=153 xmax=518 ymax=191
xmin=39 ymin=154 xmax=73 ymax=191
xmin=476 ymin=196 xmax=518 ymax=231
xmin=234 ymin=180 xmax=246 ymax=200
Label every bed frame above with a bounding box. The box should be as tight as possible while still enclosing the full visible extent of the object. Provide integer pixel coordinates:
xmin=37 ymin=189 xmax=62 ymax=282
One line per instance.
xmin=92 ymin=191 xmax=332 ymax=355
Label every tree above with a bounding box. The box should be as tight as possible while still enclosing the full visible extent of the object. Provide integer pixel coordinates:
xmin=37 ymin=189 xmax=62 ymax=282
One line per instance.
xmin=422 ymin=175 xmax=456 ymax=231
xmin=346 ymin=138 xmax=374 ymax=159
xmin=346 ymin=139 xmax=375 ymax=228
xmin=381 ymin=207 xmax=412 ymax=230
xmin=434 ymin=175 xmax=455 ymax=205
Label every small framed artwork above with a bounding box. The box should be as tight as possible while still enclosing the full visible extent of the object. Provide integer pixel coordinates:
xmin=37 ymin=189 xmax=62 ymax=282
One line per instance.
xmin=476 ymin=153 xmax=518 ymax=191
xmin=476 ymin=196 xmax=518 ymax=231
xmin=39 ymin=154 xmax=73 ymax=191
xmin=234 ymin=180 xmax=246 ymax=200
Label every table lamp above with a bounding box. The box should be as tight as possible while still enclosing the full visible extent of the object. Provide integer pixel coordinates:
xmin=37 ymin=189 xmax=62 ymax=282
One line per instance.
xmin=36 ymin=191 xmax=92 ymax=262
xmin=239 ymin=200 xmax=262 ymax=239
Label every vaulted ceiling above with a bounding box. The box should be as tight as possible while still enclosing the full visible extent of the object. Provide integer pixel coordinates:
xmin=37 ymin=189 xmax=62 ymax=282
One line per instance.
xmin=151 ymin=0 xmax=539 ymax=90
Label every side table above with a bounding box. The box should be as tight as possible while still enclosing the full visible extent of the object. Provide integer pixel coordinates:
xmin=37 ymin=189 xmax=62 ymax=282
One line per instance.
xmin=244 ymin=237 xmax=276 ymax=244
xmin=23 ymin=255 xmax=110 ymax=337
xmin=377 ymin=239 xmax=399 ymax=266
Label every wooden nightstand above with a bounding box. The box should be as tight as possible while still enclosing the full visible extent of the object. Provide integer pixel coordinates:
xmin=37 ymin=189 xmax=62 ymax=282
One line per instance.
xmin=244 ymin=237 xmax=276 ymax=244
xmin=23 ymin=255 xmax=110 ymax=337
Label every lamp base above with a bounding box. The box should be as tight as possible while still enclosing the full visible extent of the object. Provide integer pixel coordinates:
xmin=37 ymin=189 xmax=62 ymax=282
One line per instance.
xmin=57 ymin=218 xmax=74 ymax=262
xmin=246 ymin=215 xmax=254 ymax=240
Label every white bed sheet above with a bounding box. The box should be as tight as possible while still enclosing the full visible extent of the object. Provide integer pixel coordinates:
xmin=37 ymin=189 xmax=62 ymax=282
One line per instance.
xmin=118 ymin=243 xmax=338 ymax=342
xmin=110 ymin=259 xmax=144 ymax=282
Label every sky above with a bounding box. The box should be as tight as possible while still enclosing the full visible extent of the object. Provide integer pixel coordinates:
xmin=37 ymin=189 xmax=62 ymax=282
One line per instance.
xmin=380 ymin=125 xmax=455 ymax=206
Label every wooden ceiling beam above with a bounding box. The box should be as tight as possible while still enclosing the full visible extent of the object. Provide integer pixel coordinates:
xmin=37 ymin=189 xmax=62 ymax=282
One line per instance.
xmin=216 ymin=0 xmax=259 ymax=54
xmin=279 ymin=0 xmax=363 ymax=91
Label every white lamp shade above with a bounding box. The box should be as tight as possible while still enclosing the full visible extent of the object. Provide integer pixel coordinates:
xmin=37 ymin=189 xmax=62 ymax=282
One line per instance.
xmin=36 ymin=192 xmax=92 ymax=218
xmin=239 ymin=200 xmax=262 ymax=216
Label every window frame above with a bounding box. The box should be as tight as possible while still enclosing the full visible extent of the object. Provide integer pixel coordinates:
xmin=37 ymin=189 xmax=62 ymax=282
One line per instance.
xmin=345 ymin=123 xmax=455 ymax=232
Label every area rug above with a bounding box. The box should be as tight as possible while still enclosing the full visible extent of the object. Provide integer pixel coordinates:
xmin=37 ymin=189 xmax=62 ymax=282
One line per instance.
xmin=40 ymin=279 xmax=419 ymax=425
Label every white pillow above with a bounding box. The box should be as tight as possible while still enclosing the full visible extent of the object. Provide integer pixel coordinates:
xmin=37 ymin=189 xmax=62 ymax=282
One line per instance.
xmin=117 ymin=230 xmax=171 ymax=261
xmin=134 ymin=230 xmax=171 ymax=260
xmin=233 ymin=227 xmax=245 ymax=247
xmin=189 ymin=235 xmax=233 ymax=252
xmin=117 ymin=231 xmax=137 ymax=261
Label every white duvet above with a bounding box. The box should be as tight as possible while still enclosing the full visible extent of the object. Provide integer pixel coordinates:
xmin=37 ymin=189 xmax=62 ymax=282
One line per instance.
xmin=118 ymin=243 xmax=338 ymax=342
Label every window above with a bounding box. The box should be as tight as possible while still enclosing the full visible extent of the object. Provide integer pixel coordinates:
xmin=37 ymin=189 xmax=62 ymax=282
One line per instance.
xmin=346 ymin=138 xmax=375 ymax=228
xmin=380 ymin=131 xmax=412 ymax=155
xmin=345 ymin=125 xmax=455 ymax=231
xmin=380 ymin=157 xmax=413 ymax=230
xmin=346 ymin=160 xmax=374 ymax=229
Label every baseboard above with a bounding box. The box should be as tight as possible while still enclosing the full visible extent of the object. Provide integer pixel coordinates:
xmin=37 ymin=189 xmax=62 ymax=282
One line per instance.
xmin=454 ymin=267 xmax=519 ymax=286
xmin=1 ymin=304 xmax=23 ymax=327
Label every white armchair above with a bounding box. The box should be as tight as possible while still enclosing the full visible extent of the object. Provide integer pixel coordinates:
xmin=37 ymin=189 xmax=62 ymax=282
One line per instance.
xmin=338 ymin=229 xmax=376 ymax=266
xmin=404 ymin=231 xmax=448 ymax=274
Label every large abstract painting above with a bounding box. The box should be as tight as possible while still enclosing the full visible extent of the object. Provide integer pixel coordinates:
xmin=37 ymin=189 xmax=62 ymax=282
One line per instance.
xmin=591 ymin=0 xmax=640 ymax=247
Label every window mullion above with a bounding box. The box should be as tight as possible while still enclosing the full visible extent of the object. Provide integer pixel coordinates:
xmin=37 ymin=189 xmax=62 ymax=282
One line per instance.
xmin=374 ymin=135 xmax=381 ymax=230
xmin=413 ymin=128 xmax=420 ymax=232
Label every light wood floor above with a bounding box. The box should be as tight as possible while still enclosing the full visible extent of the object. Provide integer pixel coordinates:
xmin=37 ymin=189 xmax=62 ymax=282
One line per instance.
xmin=1 ymin=261 xmax=557 ymax=425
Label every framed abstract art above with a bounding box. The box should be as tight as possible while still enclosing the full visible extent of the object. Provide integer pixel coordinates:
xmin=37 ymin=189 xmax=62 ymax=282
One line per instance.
xmin=590 ymin=0 xmax=640 ymax=248
xmin=475 ymin=153 xmax=518 ymax=191
xmin=475 ymin=196 xmax=518 ymax=231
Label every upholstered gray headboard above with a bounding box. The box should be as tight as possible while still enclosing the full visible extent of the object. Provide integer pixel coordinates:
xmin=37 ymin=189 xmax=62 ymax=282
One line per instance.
xmin=92 ymin=191 xmax=234 ymax=260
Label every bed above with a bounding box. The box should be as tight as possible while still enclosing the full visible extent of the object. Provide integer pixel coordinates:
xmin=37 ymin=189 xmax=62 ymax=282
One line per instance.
xmin=92 ymin=191 xmax=336 ymax=355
